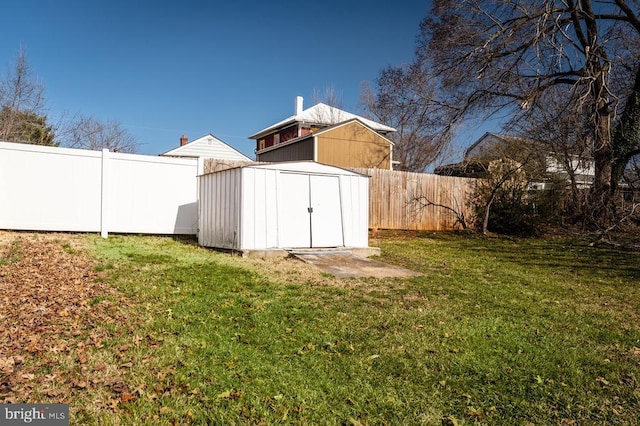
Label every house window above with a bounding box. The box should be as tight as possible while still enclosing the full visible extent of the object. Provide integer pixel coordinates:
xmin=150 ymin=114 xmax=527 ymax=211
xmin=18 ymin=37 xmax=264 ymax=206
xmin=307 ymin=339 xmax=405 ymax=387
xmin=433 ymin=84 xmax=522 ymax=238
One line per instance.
xmin=259 ymin=139 xmax=265 ymax=150
xmin=274 ymin=133 xmax=280 ymax=145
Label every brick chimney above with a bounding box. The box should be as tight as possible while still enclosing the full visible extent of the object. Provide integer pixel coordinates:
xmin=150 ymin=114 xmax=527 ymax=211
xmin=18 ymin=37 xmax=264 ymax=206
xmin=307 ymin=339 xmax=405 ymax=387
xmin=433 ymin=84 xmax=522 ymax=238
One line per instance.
xmin=180 ymin=134 xmax=188 ymax=146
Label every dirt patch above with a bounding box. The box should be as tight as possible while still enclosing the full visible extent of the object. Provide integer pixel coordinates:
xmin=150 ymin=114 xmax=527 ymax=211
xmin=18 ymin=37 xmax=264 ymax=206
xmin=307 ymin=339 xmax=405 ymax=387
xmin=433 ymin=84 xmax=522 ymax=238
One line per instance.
xmin=0 ymin=233 xmax=131 ymax=407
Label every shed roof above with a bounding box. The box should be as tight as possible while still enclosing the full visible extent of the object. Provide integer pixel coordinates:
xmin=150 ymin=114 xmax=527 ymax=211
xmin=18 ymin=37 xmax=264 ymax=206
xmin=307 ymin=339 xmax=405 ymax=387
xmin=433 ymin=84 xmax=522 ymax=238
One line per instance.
xmin=202 ymin=160 xmax=369 ymax=178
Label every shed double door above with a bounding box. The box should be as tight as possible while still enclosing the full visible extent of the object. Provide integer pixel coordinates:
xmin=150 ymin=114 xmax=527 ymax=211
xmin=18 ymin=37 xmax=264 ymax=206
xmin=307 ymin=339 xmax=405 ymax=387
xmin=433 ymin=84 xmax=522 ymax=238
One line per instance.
xmin=277 ymin=173 xmax=344 ymax=248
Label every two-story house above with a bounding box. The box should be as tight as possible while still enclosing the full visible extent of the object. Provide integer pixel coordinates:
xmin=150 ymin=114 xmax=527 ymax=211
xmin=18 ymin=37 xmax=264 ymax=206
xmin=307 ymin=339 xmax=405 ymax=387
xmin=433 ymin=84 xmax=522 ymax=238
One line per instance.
xmin=249 ymin=97 xmax=396 ymax=169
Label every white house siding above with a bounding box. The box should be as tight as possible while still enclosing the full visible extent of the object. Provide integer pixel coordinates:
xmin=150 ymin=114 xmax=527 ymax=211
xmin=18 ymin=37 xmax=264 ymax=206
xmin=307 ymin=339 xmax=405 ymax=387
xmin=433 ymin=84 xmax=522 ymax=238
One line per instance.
xmin=162 ymin=134 xmax=252 ymax=162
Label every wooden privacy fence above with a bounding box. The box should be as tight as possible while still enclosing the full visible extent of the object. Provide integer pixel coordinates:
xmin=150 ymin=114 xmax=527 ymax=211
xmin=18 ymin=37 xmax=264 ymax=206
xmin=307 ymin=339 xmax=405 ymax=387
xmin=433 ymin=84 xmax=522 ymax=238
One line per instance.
xmin=350 ymin=168 xmax=477 ymax=231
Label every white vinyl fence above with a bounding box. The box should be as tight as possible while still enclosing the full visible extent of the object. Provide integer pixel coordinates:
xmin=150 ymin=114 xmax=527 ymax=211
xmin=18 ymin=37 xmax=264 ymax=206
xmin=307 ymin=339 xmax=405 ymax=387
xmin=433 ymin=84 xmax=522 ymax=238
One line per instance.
xmin=0 ymin=141 xmax=199 ymax=237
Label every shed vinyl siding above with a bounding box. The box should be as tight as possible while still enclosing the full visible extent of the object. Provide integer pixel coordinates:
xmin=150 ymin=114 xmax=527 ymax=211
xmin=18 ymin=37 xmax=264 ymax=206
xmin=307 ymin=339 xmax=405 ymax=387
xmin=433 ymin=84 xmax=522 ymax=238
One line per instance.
xmin=316 ymin=121 xmax=391 ymax=169
xmin=256 ymin=138 xmax=314 ymax=162
xmin=198 ymin=168 xmax=242 ymax=248
xmin=239 ymin=167 xmax=279 ymax=249
xmin=339 ymin=174 xmax=370 ymax=247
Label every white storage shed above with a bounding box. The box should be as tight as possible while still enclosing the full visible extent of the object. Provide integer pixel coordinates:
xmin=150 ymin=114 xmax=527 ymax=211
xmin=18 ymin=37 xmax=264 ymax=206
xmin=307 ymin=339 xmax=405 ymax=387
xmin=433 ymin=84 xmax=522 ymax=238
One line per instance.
xmin=198 ymin=161 xmax=370 ymax=252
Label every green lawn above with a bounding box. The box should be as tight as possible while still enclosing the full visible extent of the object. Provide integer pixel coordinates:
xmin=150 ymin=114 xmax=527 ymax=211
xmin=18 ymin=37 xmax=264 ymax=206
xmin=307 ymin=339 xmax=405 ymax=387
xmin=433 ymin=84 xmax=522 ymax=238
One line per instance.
xmin=33 ymin=233 xmax=640 ymax=424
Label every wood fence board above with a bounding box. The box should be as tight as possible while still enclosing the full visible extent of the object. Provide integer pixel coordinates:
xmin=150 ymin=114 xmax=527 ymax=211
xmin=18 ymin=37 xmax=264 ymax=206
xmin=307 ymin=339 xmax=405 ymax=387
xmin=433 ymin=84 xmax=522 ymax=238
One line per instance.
xmin=350 ymin=168 xmax=476 ymax=231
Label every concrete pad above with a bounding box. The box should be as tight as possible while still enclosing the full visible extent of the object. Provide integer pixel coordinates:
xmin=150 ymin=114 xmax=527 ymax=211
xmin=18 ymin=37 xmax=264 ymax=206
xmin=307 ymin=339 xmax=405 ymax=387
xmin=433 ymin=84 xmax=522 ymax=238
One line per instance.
xmin=239 ymin=248 xmax=289 ymax=259
xmin=291 ymin=252 xmax=420 ymax=279
xmin=239 ymin=246 xmax=381 ymax=260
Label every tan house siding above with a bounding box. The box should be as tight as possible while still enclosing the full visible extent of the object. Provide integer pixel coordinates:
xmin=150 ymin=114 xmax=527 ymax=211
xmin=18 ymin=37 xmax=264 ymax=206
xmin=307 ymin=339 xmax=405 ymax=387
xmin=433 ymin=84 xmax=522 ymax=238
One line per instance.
xmin=316 ymin=121 xmax=391 ymax=169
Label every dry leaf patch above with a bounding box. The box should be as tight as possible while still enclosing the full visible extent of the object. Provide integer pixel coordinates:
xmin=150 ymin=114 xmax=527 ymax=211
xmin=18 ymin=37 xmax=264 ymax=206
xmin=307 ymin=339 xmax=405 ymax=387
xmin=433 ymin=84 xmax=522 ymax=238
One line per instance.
xmin=0 ymin=233 xmax=135 ymax=413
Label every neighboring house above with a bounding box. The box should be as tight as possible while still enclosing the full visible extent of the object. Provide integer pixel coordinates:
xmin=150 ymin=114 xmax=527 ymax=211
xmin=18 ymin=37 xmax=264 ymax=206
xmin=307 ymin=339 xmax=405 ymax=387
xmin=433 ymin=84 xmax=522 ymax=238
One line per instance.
xmin=249 ymin=96 xmax=396 ymax=169
xmin=464 ymin=132 xmax=527 ymax=160
xmin=435 ymin=132 xmax=595 ymax=189
xmin=435 ymin=133 xmax=531 ymax=178
xmin=161 ymin=134 xmax=253 ymax=162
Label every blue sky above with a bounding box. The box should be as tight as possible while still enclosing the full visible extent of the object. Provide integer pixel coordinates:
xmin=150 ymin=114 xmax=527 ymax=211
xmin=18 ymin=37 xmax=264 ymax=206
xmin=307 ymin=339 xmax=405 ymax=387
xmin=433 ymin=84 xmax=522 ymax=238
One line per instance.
xmin=2 ymin=1 xmax=486 ymax=161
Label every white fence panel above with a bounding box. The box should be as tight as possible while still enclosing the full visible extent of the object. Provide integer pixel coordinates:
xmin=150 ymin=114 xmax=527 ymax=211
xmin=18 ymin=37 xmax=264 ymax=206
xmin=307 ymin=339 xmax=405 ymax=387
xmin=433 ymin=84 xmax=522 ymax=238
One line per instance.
xmin=0 ymin=141 xmax=199 ymax=236
xmin=0 ymin=142 xmax=103 ymax=232
xmin=107 ymin=152 xmax=198 ymax=234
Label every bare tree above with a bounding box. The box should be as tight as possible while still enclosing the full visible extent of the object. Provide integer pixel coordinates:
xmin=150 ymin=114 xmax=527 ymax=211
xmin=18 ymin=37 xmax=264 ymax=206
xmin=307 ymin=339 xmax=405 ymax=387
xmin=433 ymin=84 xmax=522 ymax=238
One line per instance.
xmin=421 ymin=0 xmax=640 ymax=226
xmin=63 ymin=116 xmax=138 ymax=153
xmin=362 ymin=60 xmax=452 ymax=172
xmin=507 ymin=88 xmax=593 ymax=219
xmin=311 ymin=85 xmax=345 ymax=124
xmin=0 ymin=47 xmax=55 ymax=145
xmin=411 ymin=192 xmax=469 ymax=230
xmin=476 ymin=158 xmax=530 ymax=234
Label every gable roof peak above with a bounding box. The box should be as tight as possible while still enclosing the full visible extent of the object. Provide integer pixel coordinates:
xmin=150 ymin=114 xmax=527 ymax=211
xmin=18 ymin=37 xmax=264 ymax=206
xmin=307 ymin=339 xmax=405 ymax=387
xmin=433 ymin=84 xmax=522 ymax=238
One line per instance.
xmin=249 ymin=97 xmax=396 ymax=139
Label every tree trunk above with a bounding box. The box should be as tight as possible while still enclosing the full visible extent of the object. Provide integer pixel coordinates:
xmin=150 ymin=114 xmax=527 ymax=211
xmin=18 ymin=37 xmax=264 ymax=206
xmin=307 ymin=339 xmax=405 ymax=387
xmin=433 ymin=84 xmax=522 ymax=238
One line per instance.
xmin=589 ymin=99 xmax=614 ymax=225
xmin=482 ymin=192 xmax=496 ymax=235
xmin=586 ymin=36 xmax=614 ymax=225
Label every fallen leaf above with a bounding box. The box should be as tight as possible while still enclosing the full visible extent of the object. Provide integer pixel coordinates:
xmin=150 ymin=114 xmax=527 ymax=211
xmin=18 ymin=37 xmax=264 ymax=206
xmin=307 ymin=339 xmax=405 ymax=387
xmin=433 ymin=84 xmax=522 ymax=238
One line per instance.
xmin=43 ymin=388 xmax=62 ymax=397
xmin=466 ymin=407 xmax=483 ymax=419
xmin=216 ymin=390 xmax=232 ymax=400
xmin=120 ymin=392 xmax=136 ymax=403
xmin=107 ymin=398 xmax=119 ymax=411
xmin=106 ymin=377 xmax=129 ymax=394
xmin=0 ymin=357 xmax=15 ymax=374
xmin=72 ymin=379 xmax=87 ymax=389
xmin=216 ymin=389 xmax=242 ymax=400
